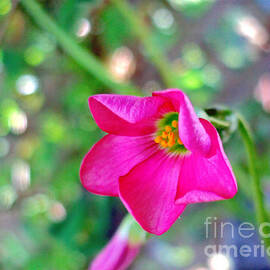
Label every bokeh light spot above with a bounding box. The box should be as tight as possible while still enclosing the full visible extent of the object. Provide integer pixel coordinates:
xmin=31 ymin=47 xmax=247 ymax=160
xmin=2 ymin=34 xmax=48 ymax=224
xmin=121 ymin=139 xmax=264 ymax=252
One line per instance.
xmin=182 ymin=43 xmax=206 ymax=68
xmin=49 ymin=201 xmax=67 ymax=222
xmin=152 ymin=8 xmax=174 ymax=30
xmin=220 ymin=47 xmax=246 ymax=69
xmin=208 ymin=253 xmax=231 ymax=270
xmin=42 ymin=113 xmax=66 ymax=143
xmin=24 ymin=46 xmax=45 ymax=66
xmin=0 ymin=185 xmax=17 ymax=209
xmin=108 ymin=47 xmax=136 ymax=82
xmin=16 ymin=74 xmax=39 ymax=95
xmin=255 ymin=73 xmax=270 ymax=112
xmin=202 ymin=64 xmax=222 ymax=88
xmin=180 ymin=70 xmax=203 ymax=90
xmin=12 ymin=160 xmax=31 ymax=192
xmin=22 ymin=194 xmax=50 ymax=216
xmin=8 ymin=110 xmax=27 ymax=135
xmin=0 ymin=0 xmax=12 ymax=16
xmin=236 ymin=15 xmax=269 ymax=49
xmin=76 ymin=18 xmax=91 ymax=38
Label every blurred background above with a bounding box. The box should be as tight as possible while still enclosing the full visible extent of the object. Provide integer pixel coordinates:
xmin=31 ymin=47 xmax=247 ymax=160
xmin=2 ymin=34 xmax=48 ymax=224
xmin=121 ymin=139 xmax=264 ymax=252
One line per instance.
xmin=1 ymin=0 xmax=270 ymax=269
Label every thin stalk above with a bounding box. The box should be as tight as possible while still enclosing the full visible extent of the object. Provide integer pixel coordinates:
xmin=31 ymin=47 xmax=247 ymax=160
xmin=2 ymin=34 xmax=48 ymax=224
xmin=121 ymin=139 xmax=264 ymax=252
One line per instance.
xmin=111 ymin=0 xmax=175 ymax=87
xmin=238 ymin=114 xmax=270 ymax=252
xmin=208 ymin=116 xmax=230 ymax=129
xmin=20 ymin=0 xmax=140 ymax=95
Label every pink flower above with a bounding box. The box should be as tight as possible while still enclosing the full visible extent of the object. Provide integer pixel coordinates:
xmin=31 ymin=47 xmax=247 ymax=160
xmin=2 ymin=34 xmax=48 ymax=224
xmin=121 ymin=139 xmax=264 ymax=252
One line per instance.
xmin=80 ymin=89 xmax=238 ymax=235
xmin=90 ymin=215 xmax=146 ymax=270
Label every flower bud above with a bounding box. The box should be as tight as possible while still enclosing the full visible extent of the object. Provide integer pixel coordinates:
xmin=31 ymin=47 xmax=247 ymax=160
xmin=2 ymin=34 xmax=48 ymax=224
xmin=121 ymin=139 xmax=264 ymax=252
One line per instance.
xmin=90 ymin=215 xmax=146 ymax=270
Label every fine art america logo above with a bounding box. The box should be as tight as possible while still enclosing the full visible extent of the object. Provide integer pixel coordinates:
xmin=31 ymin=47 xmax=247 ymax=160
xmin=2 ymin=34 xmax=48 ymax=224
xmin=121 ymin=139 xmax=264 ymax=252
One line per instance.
xmin=204 ymin=217 xmax=270 ymax=258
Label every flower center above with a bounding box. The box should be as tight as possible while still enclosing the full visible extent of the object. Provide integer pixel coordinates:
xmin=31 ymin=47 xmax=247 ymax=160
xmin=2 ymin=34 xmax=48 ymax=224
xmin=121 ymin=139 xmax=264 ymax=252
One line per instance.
xmin=154 ymin=112 xmax=188 ymax=154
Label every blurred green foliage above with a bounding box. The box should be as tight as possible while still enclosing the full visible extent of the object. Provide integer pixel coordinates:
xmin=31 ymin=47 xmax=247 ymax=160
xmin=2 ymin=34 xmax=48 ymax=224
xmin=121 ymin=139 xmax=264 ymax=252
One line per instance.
xmin=0 ymin=0 xmax=270 ymax=269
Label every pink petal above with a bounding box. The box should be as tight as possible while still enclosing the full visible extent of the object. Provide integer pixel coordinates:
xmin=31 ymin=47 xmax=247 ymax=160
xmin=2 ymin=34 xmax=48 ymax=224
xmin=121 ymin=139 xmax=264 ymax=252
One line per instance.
xmin=89 ymin=94 xmax=173 ymax=136
xmin=80 ymin=134 xmax=157 ymax=196
xmin=119 ymin=151 xmax=186 ymax=235
xmin=117 ymin=245 xmax=140 ymax=270
xmin=153 ymin=89 xmax=211 ymax=156
xmin=90 ymin=234 xmax=140 ymax=270
xmin=175 ymin=119 xmax=238 ymax=204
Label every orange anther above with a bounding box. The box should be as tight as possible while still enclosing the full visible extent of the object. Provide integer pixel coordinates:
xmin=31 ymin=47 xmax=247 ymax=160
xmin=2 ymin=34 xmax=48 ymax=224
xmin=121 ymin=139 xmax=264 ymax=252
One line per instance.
xmin=168 ymin=132 xmax=174 ymax=140
xmin=154 ymin=136 xmax=162 ymax=143
xmin=168 ymin=139 xmax=175 ymax=147
xmin=165 ymin=126 xmax=172 ymax=133
xmin=161 ymin=131 xmax=168 ymax=139
xmin=160 ymin=140 xmax=168 ymax=148
xmin=172 ymin=120 xmax=178 ymax=128
xmin=177 ymin=138 xmax=183 ymax=145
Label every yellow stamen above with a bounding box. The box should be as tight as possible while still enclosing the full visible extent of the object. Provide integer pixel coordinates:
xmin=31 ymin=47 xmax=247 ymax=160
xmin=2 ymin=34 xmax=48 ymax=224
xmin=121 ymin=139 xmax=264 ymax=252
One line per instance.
xmin=154 ymin=136 xmax=162 ymax=143
xmin=177 ymin=138 xmax=183 ymax=145
xmin=165 ymin=126 xmax=172 ymax=133
xmin=168 ymin=132 xmax=174 ymax=140
xmin=160 ymin=140 xmax=168 ymax=148
xmin=168 ymin=139 xmax=175 ymax=147
xmin=161 ymin=131 xmax=168 ymax=139
xmin=172 ymin=120 xmax=178 ymax=128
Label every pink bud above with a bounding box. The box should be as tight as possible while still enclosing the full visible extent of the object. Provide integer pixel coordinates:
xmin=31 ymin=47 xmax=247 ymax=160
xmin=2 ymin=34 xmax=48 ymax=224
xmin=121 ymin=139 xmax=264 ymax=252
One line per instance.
xmin=89 ymin=215 xmax=146 ymax=270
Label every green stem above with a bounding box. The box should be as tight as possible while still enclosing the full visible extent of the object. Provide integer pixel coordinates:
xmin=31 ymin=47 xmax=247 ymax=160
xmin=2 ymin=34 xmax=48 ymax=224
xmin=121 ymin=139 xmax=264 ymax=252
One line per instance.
xmin=20 ymin=0 xmax=140 ymax=95
xmin=111 ymin=0 xmax=175 ymax=87
xmin=208 ymin=116 xmax=230 ymax=129
xmin=238 ymin=114 xmax=270 ymax=252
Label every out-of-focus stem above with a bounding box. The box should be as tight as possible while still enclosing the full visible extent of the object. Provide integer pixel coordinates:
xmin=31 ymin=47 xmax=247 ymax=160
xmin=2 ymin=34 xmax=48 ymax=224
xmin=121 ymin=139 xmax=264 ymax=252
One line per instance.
xmin=111 ymin=0 xmax=175 ymax=87
xmin=208 ymin=116 xmax=230 ymax=129
xmin=20 ymin=0 xmax=140 ymax=95
xmin=238 ymin=114 xmax=270 ymax=253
